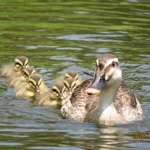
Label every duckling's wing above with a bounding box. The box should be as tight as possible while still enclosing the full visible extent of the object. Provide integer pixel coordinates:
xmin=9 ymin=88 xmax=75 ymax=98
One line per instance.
xmin=0 ymin=64 xmax=14 ymax=77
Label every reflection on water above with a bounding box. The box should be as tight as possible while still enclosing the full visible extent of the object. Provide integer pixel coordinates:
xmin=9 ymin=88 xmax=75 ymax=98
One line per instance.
xmin=0 ymin=0 xmax=150 ymax=149
xmin=54 ymin=32 xmax=124 ymax=42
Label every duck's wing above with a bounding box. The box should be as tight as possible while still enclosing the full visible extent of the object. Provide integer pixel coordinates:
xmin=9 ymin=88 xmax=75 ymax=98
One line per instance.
xmin=114 ymin=81 xmax=143 ymax=121
xmin=115 ymin=81 xmax=137 ymax=108
xmin=70 ymin=79 xmax=92 ymax=104
xmin=61 ymin=79 xmax=98 ymax=121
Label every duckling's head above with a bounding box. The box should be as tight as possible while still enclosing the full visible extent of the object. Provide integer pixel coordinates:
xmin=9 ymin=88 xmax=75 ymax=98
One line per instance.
xmin=27 ymin=73 xmax=43 ymax=94
xmin=86 ymin=53 xmax=122 ymax=94
xmin=51 ymin=84 xmax=67 ymax=101
xmin=64 ymin=77 xmax=77 ymax=95
xmin=21 ymin=66 xmax=36 ymax=82
xmin=14 ymin=56 xmax=29 ymax=72
xmin=65 ymin=72 xmax=79 ymax=80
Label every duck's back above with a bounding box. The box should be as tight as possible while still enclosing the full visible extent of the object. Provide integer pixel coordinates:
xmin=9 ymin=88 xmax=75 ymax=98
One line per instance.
xmin=61 ymin=79 xmax=99 ymax=121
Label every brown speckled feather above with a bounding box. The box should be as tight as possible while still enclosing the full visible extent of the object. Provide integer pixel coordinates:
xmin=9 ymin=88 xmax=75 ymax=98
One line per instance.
xmin=61 ymin=79 xmax=92 ymax=121
xmin=114 ymin=81 xmax=137 ymax=110
xmin=113 ymin=81 xmax=143 ymax=120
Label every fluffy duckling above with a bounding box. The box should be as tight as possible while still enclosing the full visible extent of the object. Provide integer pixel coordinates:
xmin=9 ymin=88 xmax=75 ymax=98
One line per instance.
xmin=64 ymin=72 xmax=83 ymax=86
xmin=64 ymin=77 xmax=79 ymax=95
xmin=14 ymin=73 xmax=49 ymax=102
xmin=15 ymin=71 xmax=84 ymax=107
xmin=37 ymin=72 xmax=83 ymax=107
xmin=10 ymin=66 xmax=36 ymax=87
xmin=0 ymin=56 xmax=29 ymax=78
xmin=37 ymin=82 xmax=69 ymax=107
xmin=50 ymin=72 xmax=83 ymax=106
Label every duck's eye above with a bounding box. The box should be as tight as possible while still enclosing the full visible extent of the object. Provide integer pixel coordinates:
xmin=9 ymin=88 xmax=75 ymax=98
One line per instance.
xmin=111 ymin=62 xmax=116 ymax=68
xmin=98 ymin=63 xmax=104 ymax=70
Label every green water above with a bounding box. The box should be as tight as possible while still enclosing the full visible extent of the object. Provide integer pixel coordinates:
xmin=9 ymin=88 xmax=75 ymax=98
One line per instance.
xmin=0 ymin=0 xmax=150 ymax=149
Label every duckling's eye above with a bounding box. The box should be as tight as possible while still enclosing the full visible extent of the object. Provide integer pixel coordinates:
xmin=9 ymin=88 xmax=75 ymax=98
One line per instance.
xmin=62 ymin=89 xmax=66 ymax=94
xmin=25 ymin=63 xmax=29 ymax=67
xmin=62 ymin=86 xmax=67 ymax=92
xmin=38 ymin=81 xmax=42 ymax=86
xmin=29 ymin=81 xmax=35 ymax=88
xmin=29 ymin=81 xmax=32 ymax=84
xmin=15 ymin=62 xmax=22 ymax=68
xmin=71 ymin=83 xmax=76 ymax=88
xmin=52 ymin=89 xmax=58 ymax=94
xmin=75 ymin=76 xmax=78 ymax=81
xmin=23 ymin=72 xmax=28 ymax=77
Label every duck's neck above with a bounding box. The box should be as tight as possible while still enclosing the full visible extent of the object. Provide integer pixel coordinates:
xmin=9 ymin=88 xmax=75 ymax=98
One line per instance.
xmin=96 ymin=80 xmax=121 ymax=114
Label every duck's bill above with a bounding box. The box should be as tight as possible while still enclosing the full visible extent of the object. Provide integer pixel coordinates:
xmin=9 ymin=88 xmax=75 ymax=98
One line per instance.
xmin=85 ymin=73 xmax=107 ymax=94
xmin=85 ymin=88 xmax=100 ymax=94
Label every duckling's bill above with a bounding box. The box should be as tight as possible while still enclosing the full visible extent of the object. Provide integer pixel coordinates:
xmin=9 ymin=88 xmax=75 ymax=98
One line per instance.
xmin=35 ymin=86 xmax=40 ymax=93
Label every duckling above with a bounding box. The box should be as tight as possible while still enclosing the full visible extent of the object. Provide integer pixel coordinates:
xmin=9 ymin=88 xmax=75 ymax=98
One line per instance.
xmin=37 ymin=72 xmax=83 ymax=107
xmin=53 ymin=72 xmax=83 ymax=94
xmin=0 ymin=56 xmax=29 ymax=78
xmin=10 ymin=66 xmax=36 ymax=87
xmin=49 ymin=72 xmax=83 ymax=106
xmin=16 ymin=72 xmax=83 ymax=107
xmin=63 ymin=77 xmax=79 ymax=95
xmin=61 ymin=53 xmax=143 ymax=125
xmin=64 ymin=72 xmax=83 ymax=86
xmin=37 ymin=82 xmax=69 ymax=107
xmin=14 ymin=73 xmax=49 ymax=102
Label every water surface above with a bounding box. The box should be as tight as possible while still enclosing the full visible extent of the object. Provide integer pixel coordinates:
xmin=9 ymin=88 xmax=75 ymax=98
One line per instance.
xmin=0 ymin=0 xmax=150 ymax=149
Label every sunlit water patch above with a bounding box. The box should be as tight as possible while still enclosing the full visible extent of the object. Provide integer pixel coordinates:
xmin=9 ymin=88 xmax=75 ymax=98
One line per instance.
xmin=54 ymin=32 xmax=125 ymax=42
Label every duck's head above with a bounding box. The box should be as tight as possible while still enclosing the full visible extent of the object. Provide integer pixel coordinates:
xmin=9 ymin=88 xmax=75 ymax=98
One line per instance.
xmin=27 ymin=73 xmax=43 ymax=94
xmin=22 ymin=66 xmax=36 ymax=82
xmin=85 ymin=54 xmax=122 ymax=94
xmin=14 ymin=56 xmax=29 ymax=72
xmin=51 ymin=84 xmax=67 ymax=100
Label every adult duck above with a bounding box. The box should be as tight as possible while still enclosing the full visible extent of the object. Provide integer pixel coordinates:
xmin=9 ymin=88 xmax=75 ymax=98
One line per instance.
xmin=61 ymin=53 xmax=143 ymax=125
